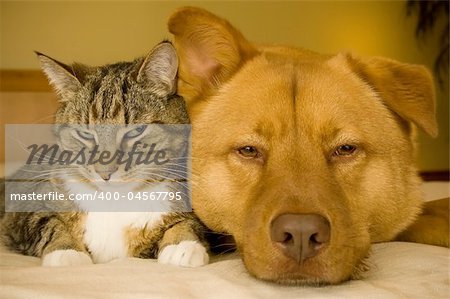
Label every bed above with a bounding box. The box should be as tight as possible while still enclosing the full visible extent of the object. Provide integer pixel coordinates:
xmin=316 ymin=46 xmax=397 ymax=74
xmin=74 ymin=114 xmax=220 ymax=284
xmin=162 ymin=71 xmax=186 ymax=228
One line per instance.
xmin=0 ymin=182 xmax=448 ymax=299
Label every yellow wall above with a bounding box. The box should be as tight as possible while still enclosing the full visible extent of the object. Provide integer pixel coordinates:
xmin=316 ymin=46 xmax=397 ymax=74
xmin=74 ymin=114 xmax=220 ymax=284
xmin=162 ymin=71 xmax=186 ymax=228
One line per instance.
xmin=1 ymin=1 xmax=448 ymax=171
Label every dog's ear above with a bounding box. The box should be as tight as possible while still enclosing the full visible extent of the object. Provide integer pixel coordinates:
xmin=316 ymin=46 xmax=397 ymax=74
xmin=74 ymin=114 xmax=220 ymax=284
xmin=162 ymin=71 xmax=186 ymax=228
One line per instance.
xmin=341 ymin=54 xmax=438 ymax=137
xmin=168 ymin=7 xmax=257 ymax=103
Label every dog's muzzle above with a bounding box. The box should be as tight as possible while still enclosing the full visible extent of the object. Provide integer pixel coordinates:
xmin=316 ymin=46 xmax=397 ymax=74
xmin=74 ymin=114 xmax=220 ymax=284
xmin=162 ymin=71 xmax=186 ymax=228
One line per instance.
xmin=270 ymin=213 xmax=331 ymax=263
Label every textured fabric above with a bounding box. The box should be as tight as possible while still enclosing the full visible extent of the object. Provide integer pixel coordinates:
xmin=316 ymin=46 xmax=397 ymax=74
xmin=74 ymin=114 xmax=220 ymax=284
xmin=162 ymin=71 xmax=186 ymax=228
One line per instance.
xmin=0 ymin=242 xmax=449 ymax=299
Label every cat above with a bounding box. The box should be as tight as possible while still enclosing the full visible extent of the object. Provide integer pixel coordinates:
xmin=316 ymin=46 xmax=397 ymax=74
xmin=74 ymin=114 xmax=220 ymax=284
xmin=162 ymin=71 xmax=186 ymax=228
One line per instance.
xmin=0 ymin=41 xmax=209 ymax=267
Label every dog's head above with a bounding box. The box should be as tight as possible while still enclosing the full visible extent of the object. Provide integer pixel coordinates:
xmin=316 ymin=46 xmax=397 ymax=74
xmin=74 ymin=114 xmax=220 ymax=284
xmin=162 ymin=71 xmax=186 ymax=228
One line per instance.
xmin=169 ymin=7 xmax=437 ymax=284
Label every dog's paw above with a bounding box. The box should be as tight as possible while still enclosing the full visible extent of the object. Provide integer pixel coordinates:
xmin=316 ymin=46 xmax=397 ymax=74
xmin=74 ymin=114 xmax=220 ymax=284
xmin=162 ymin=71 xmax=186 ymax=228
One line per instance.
xmin=157 ymin=240 xmax=209 ymax=267
xmin=42 ymin=249 xmax=93 ymax=267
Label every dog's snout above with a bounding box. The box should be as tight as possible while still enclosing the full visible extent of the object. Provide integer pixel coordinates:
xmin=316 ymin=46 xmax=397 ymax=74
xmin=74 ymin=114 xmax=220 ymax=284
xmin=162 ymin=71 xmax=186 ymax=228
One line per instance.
xmin=270 ymin=214 xmax=330 ymax=263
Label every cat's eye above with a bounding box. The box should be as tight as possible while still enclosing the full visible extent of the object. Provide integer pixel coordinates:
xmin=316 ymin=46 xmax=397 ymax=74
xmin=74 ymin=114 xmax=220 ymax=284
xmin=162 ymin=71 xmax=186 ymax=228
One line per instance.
xmin=125 ymin=125 xmax=147 ymax=139
xmin=77 ymin=130 xmax=95 ymax=140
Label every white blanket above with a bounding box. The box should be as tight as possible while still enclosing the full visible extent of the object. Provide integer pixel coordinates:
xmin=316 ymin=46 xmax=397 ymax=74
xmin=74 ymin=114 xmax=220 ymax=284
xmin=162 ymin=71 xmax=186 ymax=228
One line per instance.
xmin=1 ymin=182 xmax=449 ymax=298
xmin=0 ymin=243 xmax=448 ymax=299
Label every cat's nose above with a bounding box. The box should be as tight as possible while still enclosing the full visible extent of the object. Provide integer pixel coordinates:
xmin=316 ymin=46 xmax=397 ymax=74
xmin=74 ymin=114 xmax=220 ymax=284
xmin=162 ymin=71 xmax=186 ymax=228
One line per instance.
xmin=96 ymin=169 xmax=117 ymax=181
xmin=99 ymin=172 xmax=112 ymax=181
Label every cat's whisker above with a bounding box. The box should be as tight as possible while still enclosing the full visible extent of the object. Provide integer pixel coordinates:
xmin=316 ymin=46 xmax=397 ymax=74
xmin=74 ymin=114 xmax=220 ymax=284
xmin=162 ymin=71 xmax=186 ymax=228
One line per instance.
xmin=134 ymin=163 xmax=190 ymax=173
xmin=213 ymin=249 xmax=238 ymax=257
xmin=134 ymin=175 xmax=191 ymax=194
xmin=168 ymin=156 xmax=205 ymax=161
xmin=10 ymin=169 xmax=78 ymax=184
xmin=10 ymin=134 xmax=69 ymax=164
xmin=136 ymin=169 xmax=188 ymax=180
xmin=135 ymin=169 xmax=189 ymax=181
xmin=32 ymin=114 xmax=57 ymax=124
xmin=210 ymin=243 xmax=237 ymax=249
xmin=153 ymin=163 xmax=190 ymax=171
xmin=133 ymin=173 xmax=191 ymax=198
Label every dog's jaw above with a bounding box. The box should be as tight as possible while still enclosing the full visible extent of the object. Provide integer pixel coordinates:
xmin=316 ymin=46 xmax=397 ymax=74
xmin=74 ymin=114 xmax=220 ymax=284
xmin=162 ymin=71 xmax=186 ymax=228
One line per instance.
xmin=238 ymin=239 xmax=372 ymax=285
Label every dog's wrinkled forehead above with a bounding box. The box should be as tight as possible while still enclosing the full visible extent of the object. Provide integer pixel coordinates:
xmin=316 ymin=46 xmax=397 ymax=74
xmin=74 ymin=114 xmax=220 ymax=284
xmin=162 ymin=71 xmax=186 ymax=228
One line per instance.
xmin=219 ymin=55 xmax=371 ymax=123
xmin=199 ymin=55 xmax=397 ymax=158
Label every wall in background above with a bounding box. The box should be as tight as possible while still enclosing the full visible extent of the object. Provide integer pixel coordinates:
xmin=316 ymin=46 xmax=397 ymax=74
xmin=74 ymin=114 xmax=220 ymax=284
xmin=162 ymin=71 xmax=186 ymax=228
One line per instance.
xmin=1 ymin=1 xmax=448 ymax=171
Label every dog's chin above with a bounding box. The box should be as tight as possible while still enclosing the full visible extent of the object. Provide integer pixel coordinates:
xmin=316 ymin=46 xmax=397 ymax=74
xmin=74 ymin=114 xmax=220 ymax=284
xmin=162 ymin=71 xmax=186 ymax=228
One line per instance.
xmin=249 ymin=269 xmax=351 ymax=286
xmin=240 ymin=249 xmax=371 ymax=286
xmin=260 ymin=275 xmax=338 ymax=287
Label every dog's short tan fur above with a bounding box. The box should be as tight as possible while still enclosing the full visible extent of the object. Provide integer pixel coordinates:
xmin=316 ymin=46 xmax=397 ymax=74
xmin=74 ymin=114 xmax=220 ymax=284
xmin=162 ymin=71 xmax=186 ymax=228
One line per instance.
xmin=168 ymin=7 xmax=449 ymax=284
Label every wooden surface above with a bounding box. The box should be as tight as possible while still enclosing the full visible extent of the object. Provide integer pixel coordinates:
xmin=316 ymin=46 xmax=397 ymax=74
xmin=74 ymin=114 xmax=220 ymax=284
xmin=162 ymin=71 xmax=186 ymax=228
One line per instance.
xmin=420 ymin=171 xmax=450 ymax=182
xmin=0 ymin=70 xmax=52 ymax=92
xmin=0 ymin=92 xmax=59 ymax=164
xmin=0 ymin=70 xmax=58 ymax=164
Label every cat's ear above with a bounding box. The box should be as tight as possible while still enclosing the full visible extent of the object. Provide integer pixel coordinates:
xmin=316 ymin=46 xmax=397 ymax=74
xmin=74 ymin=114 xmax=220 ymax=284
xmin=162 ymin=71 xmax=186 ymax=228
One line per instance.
xmin=137 ymin=41 xmax=178 ymax=95
xmin=35 ymin=52 xmax=82 ymax=99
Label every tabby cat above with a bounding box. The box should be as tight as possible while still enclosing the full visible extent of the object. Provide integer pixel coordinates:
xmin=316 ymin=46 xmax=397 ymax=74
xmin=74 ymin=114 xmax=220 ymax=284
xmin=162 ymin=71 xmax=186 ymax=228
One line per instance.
xmin=0 ymin=42 xmax=209 ymax=267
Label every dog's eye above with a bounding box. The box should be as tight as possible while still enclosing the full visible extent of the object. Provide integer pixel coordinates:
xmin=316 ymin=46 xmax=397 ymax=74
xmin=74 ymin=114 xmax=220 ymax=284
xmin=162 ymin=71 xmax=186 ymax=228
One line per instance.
xmin=334 ymin=144 xmax=357 ymax=156
xmin=237 ymin=146 xmax=260 ymax=159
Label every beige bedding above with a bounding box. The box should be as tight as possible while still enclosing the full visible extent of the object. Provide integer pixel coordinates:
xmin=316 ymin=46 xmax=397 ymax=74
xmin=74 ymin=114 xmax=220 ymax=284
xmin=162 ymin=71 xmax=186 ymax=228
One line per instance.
xmin=1 ymin=183 xmax=449 ymax=298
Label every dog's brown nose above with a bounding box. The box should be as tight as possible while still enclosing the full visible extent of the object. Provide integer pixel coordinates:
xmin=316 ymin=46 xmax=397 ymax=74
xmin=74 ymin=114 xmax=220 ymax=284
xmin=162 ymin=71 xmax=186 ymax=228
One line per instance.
xmin=271 ymin=214 xmax=330 ymax=263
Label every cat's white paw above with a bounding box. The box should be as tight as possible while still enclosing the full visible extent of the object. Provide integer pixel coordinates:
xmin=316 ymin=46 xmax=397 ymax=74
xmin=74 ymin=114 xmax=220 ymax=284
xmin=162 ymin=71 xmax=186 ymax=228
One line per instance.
xmin=42 ymin=249 xmax=93 ymax=267
xmin=158 ymin=240 xmax=209 ymax=267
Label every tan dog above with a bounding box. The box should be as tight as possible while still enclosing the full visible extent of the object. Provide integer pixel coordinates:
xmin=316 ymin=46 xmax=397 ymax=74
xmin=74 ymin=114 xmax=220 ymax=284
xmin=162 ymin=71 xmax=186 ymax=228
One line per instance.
xmin=168 ymin=7 xmax=449 ymax=284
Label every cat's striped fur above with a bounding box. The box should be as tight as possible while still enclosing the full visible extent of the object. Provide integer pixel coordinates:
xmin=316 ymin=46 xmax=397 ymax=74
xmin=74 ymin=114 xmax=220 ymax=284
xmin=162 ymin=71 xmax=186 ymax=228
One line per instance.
xmin=0 ymin=42 xmax=209 ymax=267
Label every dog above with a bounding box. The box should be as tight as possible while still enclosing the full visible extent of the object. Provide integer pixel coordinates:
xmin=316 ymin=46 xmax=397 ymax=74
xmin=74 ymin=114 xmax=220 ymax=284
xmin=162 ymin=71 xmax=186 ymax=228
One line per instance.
xmin=168 ymin=7 xmax=449 ymax=285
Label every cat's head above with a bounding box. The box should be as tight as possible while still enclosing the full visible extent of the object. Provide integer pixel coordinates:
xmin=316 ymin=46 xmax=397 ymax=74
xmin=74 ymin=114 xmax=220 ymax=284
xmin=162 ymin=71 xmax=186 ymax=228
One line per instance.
xmin=37 ymin=41 xmax=188 ymax=125
xmin=36 ymin=42 xmax=190 ymax=198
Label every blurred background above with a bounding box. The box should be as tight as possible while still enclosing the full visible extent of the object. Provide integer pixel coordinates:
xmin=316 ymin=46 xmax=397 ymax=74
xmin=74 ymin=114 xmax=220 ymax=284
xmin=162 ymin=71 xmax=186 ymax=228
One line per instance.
xmin=0 ymin=1 xmax=448 ymax=175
